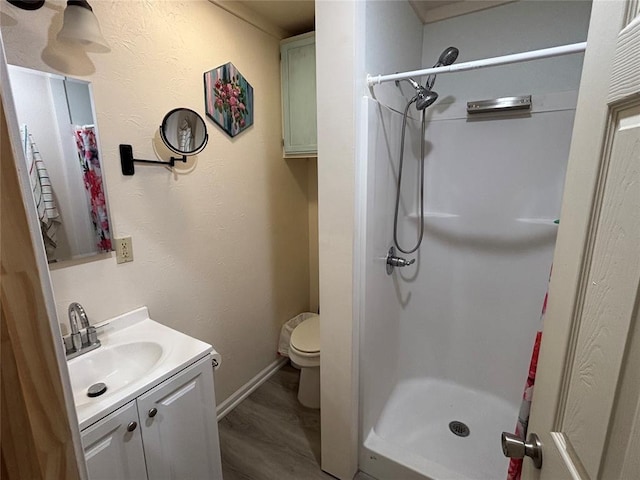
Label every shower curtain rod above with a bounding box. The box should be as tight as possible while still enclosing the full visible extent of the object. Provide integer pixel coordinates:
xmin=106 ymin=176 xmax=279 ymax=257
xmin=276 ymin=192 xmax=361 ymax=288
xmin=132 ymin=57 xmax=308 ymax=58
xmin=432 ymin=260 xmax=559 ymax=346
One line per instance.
xmin=366 ymin=42 xmax=587 ymax=87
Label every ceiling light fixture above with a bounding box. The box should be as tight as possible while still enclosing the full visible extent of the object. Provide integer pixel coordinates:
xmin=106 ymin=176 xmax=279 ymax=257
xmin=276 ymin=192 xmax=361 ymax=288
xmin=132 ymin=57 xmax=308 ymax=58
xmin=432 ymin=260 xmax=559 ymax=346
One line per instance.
xmin=56 ymin=0 xmax=110 ymax=52
xmin=6 ymin=0 xmax=45 ymax=10
xmin=6 ymin=0 xmax=109 ymax=51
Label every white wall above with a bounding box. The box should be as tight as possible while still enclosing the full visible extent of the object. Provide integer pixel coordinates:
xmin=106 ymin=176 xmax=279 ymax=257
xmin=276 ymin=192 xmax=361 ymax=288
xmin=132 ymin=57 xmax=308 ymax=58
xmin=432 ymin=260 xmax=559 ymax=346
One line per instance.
xmin=10 ymin=69 xmax=67 ymax=259
xmin=397 ymin=100 xmax=577 ymax=403
xmin=317 ymin=1 xmax=425 ymax=476
xmin=308 ymin=158 xmax=319 ymax=313
xmin=316 ymin=1 xmax=365 ymax=477
xmin=421 ymin=0 xmax=592 ymax=101
xmin=65 ymin=79 xmax=94 ymax=126
xmin=360 ymin=0 xmax=425 ymax=443
xmin=2 ymin=0 xmax=311 ymax=404
xmin=365 ymin=0 xmax=425 ymax=112
xmin=404 ymin=0 xmax=592 ymax=403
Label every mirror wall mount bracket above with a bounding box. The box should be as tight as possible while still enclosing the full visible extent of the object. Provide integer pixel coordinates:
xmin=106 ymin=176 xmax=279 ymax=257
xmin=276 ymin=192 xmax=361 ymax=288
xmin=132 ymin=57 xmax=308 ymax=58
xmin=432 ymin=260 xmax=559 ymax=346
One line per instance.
xmin=119 ymin=144 xmax=186 ymax=176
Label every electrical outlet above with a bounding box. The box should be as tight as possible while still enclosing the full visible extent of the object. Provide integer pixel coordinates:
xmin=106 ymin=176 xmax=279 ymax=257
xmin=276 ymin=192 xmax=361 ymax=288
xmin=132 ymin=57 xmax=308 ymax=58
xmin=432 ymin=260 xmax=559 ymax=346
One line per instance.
xmin=115 ymin=236 xmax=133 ymax=264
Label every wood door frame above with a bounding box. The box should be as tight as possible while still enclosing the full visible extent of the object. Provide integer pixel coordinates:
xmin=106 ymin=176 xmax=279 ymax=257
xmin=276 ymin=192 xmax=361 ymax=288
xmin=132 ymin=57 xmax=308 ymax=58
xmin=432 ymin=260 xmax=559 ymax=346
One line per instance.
xmin=0 ymin=34 xmax=86 ymax=479
xmin=525 ymin=0 xmax=638 ymax=477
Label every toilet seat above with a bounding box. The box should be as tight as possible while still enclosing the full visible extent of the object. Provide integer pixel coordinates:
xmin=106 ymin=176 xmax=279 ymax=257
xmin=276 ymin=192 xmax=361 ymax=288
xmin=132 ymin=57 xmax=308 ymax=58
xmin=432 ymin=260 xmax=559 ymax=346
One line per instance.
xmin=289 ymin=316 xmax=320 ymax=368
xmin=290 ymin=316 xmax=320 ymax=353
xmin=289 ymin=344 xmax=320 ymax=361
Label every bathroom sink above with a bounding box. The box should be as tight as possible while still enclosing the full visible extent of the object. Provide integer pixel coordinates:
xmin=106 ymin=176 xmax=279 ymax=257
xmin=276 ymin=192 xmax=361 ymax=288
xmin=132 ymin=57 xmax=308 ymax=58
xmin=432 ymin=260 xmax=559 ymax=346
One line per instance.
xmin=67 ymin=307 xmax=217 ymax=430
xmin=68 ymin=341 xmax=163 ymax=407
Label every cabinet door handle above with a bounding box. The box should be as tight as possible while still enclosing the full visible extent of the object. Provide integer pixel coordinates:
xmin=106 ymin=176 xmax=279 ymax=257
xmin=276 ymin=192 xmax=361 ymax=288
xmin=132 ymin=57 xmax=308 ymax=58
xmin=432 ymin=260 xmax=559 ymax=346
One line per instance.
xmin=148 ymin=407 xmax=158 ymax=418
xmin=127 ymin=421 xmax=137 ymax=432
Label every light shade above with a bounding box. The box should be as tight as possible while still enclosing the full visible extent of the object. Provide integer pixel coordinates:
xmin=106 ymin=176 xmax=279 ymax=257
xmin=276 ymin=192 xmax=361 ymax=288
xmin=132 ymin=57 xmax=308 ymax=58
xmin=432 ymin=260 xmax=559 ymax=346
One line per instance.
xmin=57 ymin=0 xmax=109 ymax=52
xmin=7 ymin=0 xmax=45 ymax=10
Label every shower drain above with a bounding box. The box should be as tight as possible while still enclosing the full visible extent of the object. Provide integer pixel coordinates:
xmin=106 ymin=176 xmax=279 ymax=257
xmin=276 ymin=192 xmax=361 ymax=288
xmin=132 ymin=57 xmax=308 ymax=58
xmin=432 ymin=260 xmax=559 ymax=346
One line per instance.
xmin=449 ymin=421 xmax=470 ymax=437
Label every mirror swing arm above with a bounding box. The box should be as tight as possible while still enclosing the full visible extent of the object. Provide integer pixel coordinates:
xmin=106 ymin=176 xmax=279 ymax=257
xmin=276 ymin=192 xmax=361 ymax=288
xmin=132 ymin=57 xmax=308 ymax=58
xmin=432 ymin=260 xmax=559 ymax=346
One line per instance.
xmin=120 ymin=107 xmax=208 ymax=176
xmin=119 ymin=144 xmax=188 ymax=175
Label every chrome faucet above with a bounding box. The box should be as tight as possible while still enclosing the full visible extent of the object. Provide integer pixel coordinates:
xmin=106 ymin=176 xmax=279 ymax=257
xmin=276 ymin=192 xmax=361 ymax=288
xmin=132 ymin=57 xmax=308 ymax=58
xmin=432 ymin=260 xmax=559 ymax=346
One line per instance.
xmin=64 ymin=303 xmax=101 ymax=359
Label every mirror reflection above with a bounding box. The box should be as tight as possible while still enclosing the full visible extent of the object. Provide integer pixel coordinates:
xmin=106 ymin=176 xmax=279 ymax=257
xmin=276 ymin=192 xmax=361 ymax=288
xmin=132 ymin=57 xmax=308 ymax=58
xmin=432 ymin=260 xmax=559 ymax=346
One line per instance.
xmin=8 ymin=65 xmax=113 ymax=264
xmin=160 ymin=108 xmax=208 ymax=155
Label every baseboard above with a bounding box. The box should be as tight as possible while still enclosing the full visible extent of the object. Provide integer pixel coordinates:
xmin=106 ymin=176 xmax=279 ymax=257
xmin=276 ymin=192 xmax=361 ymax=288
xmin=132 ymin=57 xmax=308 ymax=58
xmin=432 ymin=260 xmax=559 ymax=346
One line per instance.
xmin=216 ymin=357 xmax=288 ymax=420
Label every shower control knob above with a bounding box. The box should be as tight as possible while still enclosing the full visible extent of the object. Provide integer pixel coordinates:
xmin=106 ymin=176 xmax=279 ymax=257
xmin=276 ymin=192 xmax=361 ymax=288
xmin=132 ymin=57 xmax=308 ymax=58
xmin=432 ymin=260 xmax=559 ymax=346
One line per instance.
xmin=388 ymin=256 xmax=415 ymax=267
xmin=386 ymin=246 xmax=415 ymax=275
xmin=501 ymin=432 xmax=543 ymax=469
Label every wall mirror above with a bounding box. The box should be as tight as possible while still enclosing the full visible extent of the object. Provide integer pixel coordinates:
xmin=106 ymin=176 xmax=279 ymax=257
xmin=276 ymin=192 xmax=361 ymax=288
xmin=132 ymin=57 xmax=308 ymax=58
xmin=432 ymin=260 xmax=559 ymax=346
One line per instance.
xmin=120 ymin=108 xmax=208 ymax=175
xmin=160 ymin=107 xmax=208 ymax=156
xmin=7 ymin=65 xmax=113 ymax=264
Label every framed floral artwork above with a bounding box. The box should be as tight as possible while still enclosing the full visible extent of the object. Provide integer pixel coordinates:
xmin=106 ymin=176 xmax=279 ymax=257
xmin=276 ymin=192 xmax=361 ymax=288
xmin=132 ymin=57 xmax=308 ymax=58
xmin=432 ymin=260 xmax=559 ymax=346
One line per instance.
xmin=204 ymin=63 xmax=254 ymax=138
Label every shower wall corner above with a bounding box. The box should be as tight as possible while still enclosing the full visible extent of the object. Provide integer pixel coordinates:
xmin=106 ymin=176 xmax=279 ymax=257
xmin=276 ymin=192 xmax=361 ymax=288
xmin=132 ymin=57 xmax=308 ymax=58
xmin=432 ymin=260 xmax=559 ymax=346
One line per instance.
xmin=358 ymin=0 xmax=426 ymax=449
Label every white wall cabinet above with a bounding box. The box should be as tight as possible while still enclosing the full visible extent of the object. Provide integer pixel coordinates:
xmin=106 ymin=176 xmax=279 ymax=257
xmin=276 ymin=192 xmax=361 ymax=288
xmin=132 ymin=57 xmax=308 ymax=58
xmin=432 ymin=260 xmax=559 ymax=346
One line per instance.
xmin=81 ymin=356 xmax=222 ymax=480
xmin=281 ymin=32 xmax=317 ymax=157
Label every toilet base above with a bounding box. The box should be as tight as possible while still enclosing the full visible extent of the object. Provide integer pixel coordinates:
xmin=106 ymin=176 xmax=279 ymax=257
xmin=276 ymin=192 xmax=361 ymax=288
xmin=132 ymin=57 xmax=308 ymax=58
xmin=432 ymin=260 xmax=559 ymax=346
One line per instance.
xmin=297 ymin=366 xmax=320 ymax=409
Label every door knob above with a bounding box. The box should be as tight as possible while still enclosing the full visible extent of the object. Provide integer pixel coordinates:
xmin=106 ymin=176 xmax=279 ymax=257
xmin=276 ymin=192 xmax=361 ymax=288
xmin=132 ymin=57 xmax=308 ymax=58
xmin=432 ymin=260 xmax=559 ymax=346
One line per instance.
xmin=501 ymin=432 xmax=543 ymax=469
xmin=148 ymin=407 xmax=158 ymax=417
xmin=127 ymin=421 xmax=137 ymax=432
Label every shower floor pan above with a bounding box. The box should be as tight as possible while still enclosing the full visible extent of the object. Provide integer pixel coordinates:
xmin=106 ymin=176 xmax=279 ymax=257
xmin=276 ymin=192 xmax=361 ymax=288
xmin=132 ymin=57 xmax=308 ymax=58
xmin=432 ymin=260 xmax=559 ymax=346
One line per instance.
xmin=362 ymin=378 xmax=518 ymax=480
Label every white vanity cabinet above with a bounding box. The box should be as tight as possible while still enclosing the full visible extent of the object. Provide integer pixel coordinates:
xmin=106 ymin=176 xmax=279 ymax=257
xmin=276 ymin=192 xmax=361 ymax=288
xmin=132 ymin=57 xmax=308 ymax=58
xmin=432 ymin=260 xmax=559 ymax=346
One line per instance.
xmin=138 ymin=356 xmax=222 ymax=480
xmin=82 ymin=400 xmax=148 ymax=480
xmin=281 ymin=31 xmax=317 ymax=157
xmin=81 ymin=356 xmax=222 ymax=480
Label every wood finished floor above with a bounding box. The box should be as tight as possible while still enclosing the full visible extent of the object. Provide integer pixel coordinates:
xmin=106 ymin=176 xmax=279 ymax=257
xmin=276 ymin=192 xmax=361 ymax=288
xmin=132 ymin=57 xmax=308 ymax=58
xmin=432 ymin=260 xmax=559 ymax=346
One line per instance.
xmin=218 ymin=363 xmax=374 ymax=480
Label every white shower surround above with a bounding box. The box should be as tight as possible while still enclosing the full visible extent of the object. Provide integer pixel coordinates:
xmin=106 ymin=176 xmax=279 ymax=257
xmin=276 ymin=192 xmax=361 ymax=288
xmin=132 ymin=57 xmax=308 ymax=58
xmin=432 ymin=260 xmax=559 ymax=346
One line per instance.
xmin=359 ymin=1 xmax=591 ymax=479
xmin=360 ymin=94 xmax=577 ymax=479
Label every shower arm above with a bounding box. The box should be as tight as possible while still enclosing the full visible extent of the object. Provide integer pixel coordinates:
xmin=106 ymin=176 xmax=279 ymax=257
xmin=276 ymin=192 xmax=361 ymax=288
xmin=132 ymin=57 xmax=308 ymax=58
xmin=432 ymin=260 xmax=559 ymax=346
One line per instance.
xmin=367 ymin=42 xmax=586 ymax=87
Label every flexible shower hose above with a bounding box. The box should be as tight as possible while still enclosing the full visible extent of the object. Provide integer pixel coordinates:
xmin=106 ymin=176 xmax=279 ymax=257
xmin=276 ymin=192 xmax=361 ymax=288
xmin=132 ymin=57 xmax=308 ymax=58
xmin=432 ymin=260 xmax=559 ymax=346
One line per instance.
xmin=393 ymin=99 xmax=426 ymax=254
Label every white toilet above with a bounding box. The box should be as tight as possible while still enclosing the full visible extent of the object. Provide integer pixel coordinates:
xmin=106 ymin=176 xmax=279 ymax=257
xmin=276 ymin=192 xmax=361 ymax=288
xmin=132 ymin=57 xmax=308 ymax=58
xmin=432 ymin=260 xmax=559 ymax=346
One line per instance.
xmin=289 ymin=315 xmax=320 ymax=409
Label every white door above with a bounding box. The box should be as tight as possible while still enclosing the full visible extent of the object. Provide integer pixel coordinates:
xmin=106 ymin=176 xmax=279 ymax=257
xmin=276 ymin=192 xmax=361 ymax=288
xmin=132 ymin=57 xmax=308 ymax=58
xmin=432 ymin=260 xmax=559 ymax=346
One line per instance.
xmin=81 ymin=400 xmax=148 ymax=480
xmin=137 ymin=356 xmax=223 ymax=480
xmin=517 ymin=1 xmax=640 ymax=478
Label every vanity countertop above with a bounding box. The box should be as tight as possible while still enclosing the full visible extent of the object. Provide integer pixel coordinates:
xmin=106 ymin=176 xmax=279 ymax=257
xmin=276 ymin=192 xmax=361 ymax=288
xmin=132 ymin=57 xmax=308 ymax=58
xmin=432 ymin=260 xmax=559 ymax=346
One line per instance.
xmin=67 ymin=306 xmax=217 ymax=430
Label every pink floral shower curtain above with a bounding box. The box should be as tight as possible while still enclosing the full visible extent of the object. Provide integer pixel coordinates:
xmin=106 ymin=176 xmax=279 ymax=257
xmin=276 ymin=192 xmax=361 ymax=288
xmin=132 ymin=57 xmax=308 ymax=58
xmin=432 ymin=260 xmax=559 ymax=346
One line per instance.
xmin=507 ymin=268 xmax=550 ymax=480
xmin=74 ymin=126 xmax=112 ymax=252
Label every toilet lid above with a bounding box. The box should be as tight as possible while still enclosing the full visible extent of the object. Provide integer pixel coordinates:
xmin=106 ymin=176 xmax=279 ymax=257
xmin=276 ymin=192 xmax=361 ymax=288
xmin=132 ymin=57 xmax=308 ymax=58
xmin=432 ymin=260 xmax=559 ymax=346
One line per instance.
xmin=290 ymin=316 xmax=320 ymax=354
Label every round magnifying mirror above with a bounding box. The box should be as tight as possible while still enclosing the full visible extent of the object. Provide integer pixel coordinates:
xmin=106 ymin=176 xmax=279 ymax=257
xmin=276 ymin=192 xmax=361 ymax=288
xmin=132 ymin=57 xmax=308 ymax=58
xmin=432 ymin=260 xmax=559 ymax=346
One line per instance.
xmin=159 ymin=108 xmax=208 ymax=156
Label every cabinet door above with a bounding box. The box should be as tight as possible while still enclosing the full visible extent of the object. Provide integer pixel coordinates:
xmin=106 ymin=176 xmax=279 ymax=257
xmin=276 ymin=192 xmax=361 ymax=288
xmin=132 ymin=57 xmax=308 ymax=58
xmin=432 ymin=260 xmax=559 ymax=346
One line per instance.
xmin=137 ymin=356 xmax=222 ymax=480
xmin=81 ymin=400 xmax=148 ymax=480
xmin=281 ymin=33 xmax=317 ymax=156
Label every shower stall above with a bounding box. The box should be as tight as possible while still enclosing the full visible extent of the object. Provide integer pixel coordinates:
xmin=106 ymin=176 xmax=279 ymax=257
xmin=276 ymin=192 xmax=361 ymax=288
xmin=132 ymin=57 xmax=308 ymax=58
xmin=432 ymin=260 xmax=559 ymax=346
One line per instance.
xmin=358 ymin=1 xmax=592 ymax=479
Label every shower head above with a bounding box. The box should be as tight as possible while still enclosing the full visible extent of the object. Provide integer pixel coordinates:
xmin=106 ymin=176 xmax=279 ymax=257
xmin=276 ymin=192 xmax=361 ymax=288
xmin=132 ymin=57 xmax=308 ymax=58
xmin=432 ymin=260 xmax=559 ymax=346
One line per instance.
xmin=426 ymin=46 xmax=459 ymax=90
xmin=436 ymin=46 xmax=459 ymax=67
xmin=415 ymin=89 xmax=438 ymax=110
xmin=396 ymin=77 xmax=438 ymax=110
